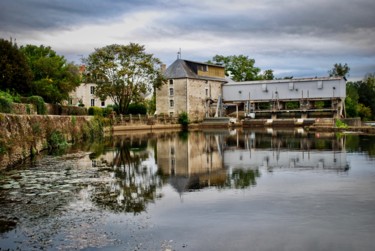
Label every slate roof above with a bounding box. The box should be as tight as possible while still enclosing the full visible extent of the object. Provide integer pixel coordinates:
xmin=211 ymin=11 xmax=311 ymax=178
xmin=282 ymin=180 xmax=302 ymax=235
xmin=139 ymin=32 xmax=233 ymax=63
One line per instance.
xmin=164 ymin=59 xmax=226 ymax=82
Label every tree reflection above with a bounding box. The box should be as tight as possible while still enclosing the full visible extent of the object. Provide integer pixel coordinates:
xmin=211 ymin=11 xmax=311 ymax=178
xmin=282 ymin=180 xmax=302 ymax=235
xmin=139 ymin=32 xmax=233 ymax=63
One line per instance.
xmin=220 ymin=168 xmax=260 ymax=189
xmin=90 ymin=136 xmax=163 ymax=214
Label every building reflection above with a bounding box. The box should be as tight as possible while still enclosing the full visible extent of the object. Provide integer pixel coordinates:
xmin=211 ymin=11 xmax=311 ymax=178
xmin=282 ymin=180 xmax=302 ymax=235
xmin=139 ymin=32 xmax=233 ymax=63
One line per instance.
xmin=88 ymin=129 xmax=350 ymax=211
xmin=223 ymin=129 xmax=349 ymax=172
xmin=156 ymin=131 xmax=228 ymax=193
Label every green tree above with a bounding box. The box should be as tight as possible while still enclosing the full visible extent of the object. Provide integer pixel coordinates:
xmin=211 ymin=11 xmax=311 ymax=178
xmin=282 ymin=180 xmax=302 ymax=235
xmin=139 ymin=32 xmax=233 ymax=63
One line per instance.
xmin=357 ymin=74 xmax=375 ymax=120
xmin=261 ymin=69 xmax=274 ymax=80
xmin=0 ymin=38 xmax=33 ymax=95
xmin=329 ymin=63 xmax=350 ymax=78
xmin=84 ymin=43 xmax=165 ymax=114
xmin=209 ymin=55 xmax=261 ymax=81
xmin=345 ymin=82 xmax=359 ymax=117
xmin=20 ymin=44 xmax=80 ymax=103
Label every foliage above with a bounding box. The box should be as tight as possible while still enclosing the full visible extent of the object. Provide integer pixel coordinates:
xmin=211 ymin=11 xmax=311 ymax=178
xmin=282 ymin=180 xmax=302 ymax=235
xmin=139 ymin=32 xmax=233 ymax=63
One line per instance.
xmin=0 ymin=91 xmax=14 ymax=113
xmin=81 ymin=117 xmax=105 ymax=141
xmin=315 ymin=101 xmax=325 ymax=109
xmin=209 ymin=55 xmax=261 ymax=81
xmin=88 ymin=106 xmax=103 ymax=116
xmin=0 ymin=97 xmax=12 ymax=113
xmin=345 ymin=75 xmax=375 ymax=120
xmin=84 ymin=43 xmax=166 ymax=114
xmin=146 ymin=94 xmax=156 ymax=115
xmin=22 ymin=96 xmax=46 ymax=114
xmin=20 ymin=44 xmax=81 ymax=104
xmin=128 ymin=103 xmax=147 ymax=115
xmin=329 ymin=63 xmax=350 ymax=78
xmin=260 ymin=69 xmax=274 ymax=80
xmin=102 ymin=106 xmax=115 ymax=117
xmin=357 ymin=103 xmax=372 ymax=121
xmin=178 ymin=112 xmax=189 ymax=127
xmin=335 ymin=119 xmax=348 ymax=128
xmin=47 ymin=130 xmax=68 ymax=149
xmin=0 ymin=38 xmax=33 ymax=95
xmin=285 ymin=101 xmax=299 ymax=109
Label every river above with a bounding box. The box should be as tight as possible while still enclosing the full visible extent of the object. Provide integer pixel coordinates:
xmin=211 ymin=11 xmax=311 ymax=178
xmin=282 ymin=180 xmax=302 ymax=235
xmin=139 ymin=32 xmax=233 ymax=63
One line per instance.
xmin=1 ymin=129 xmax=375 ymax=251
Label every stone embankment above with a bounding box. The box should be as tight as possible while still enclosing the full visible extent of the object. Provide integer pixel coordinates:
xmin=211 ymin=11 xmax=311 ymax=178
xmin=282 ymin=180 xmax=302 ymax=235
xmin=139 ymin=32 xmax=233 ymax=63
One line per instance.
xmin=0 ymin=114 xmax=97 ymax=170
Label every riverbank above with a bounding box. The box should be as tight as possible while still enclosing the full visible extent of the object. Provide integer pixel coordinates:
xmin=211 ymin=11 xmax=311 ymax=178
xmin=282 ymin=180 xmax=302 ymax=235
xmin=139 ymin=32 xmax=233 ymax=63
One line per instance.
xmin=0 ymin=114 xmax=103 ymax=170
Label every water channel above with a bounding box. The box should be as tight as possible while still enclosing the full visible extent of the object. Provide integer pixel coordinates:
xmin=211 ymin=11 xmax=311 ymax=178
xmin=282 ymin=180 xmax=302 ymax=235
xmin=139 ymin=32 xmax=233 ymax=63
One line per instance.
xmin=1 ymin=129 xmax=375 ymax=251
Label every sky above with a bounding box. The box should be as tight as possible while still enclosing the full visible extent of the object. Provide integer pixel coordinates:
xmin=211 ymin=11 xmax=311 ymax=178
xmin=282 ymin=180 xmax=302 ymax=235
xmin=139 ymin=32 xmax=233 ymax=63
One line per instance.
xmin=1 ymin=0 xmax=374 ymax=80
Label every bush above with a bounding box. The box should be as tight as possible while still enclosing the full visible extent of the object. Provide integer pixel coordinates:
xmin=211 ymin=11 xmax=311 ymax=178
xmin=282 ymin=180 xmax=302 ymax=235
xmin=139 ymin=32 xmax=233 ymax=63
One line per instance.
xmin=335 ymin=119 xmax=348 ymax=128
xmin=47 ymin=130 xmax=68 ymax=149
xmin=102 ymin=106 xmax=115 ymax=117
xmin=0 ymin=96 xmax=13 ymax=113
xmin=128 ymin=103 xmax=147 ymax=115
xmin=178 ymin=112 xmax=189 ymax=127
xmin=23 ymin=96 xmax=46 ymax=114
xmin=88 ymin=106 xmax=103 ymax=116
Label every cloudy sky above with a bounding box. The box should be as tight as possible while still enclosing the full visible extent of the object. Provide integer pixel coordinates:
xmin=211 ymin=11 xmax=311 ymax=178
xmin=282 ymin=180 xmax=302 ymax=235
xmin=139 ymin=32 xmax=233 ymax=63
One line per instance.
xmin=1 ymin=0 xmax=374 ymax=80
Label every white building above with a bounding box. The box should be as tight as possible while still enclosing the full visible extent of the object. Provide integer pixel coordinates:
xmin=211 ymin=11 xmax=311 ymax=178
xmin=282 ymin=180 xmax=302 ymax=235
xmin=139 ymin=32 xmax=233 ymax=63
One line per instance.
xmin=69 ymin=83 xmax=114 ymax=108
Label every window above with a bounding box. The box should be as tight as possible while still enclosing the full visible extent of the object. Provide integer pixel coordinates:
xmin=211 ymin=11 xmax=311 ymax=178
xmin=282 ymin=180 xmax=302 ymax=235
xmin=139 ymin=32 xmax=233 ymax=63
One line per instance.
xmin=90 ymin=86 xmax=95 ymax=94
xmin=169 ymin=112 xmax=174 ymax=117
xmin=169 ymin=79 xmax=174 ymax=85
xmin=317 ymin=81 xmax=323 ymax=89
xmin=205 ymin=88 xmax=209 ymax=97
xmin=169 ymin=88 xmax=174 ymax=96
xmin=169 ymin=99 xmax=174 ymax=107
xmin=91 ymin=99 xmax=95 ymax=106
xmin=197 ymin=64 xmax=208 ymax=72
xmin=101 ymin=101 xmax=105 ymax=107
xmin=170 ymin=146 xmax=175 ymax=155
xmin=289 ymin=82 xmax=294 ymax=90
xmin=262 ymin=84 xmax=268 ymax=92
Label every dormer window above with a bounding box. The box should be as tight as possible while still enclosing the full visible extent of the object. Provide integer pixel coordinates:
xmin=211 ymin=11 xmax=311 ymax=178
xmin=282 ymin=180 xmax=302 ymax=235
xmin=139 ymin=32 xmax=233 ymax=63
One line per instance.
xmin=197 ymin=65 xmax=208 ymax=72
xmin=169 ymin=79 xmax=174 ymax=85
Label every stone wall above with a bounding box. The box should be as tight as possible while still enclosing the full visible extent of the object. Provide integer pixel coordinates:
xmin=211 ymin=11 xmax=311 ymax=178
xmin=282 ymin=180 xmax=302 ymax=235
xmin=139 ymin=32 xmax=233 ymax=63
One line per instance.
xmin=0 ymin=114 xmax=93 ymax=170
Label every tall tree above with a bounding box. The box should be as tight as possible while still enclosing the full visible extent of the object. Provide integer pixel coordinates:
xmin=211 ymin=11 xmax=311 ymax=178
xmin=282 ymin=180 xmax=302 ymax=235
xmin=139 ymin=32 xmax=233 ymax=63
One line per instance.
xmin=0 ymin=38 xmax=33 ymax=95
xmin=20 ymin=45 xmax=81 ymax=103
xmin=328 ymin=63 xmax=350 ymax=78
xmin=357 ymin=73 xmax=375 ymax=119
xmin=84 ymin=43 xmax=165 ymax=114
xmin=210 ymin=55 xmax=261 ymax=81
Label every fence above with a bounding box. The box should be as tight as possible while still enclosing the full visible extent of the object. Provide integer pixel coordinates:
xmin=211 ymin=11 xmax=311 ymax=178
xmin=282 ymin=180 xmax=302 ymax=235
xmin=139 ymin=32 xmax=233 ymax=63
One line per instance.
xmin=113 ymin=114 xmax=179 ymax=125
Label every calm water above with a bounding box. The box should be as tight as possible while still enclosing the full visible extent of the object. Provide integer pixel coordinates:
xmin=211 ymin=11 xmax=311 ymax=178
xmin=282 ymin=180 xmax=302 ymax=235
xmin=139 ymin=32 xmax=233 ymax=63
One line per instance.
xmin=1 ymin=129 xmax=375 ymax=251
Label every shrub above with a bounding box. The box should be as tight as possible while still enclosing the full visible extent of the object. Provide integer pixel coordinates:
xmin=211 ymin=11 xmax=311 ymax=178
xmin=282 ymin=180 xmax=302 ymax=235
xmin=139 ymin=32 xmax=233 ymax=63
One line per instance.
xmin=335 ymin=119 xmax=348 ymax=128
xmin=88 ymin=106 xmax=103 ymax=116
xmin=23 ymin=96 xmax=46 ymax=114
xmin=178 ymin=112 xmax=189 ymax=127
xmin=47 ymin=130 xmax=68 ymax=149
xmin=0 ymin=97 xmax=13 ymax=113
xmin=128 ymin=103 xmax=147 ymax=115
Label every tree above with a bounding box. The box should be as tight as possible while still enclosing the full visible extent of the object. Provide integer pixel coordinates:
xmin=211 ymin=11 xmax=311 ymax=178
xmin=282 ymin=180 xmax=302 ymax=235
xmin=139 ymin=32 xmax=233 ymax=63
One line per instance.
xmin=357 ymin=74 xmax=375 ymax=120
xmin=329 ymin=63 xmax=350 ymax=78
xmin=0 ymin=38 xmax=33 ymax=95
xmin=84 ymin=43 xmax=165 ymax=114
xmin=20 ymin=45 xmax=80 ymax=103
xmin=261 ymin=69 xmax=274 ymax=80
xmin=209 ymin=55 xmax=261 ymax=81
xmin=345 ymin=82 xmax=359 ymax=117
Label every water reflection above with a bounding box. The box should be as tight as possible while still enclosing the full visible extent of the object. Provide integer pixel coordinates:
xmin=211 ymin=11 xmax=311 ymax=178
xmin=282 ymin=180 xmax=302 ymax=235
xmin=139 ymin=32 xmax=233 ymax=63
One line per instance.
xmin=89 ymin=134 xmax=163 ymax=214
xmin=86 ymin=129 xmax=351 ymax=208
xmin=223 ymin=129 xmax=350 ymax=172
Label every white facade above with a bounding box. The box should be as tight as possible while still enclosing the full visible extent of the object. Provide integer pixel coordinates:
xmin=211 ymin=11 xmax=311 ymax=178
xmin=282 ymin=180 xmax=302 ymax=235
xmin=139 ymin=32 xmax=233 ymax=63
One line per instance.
xmin=69 ymin=83 xmax=115 ymax=108
xmin=223 ymin=77 xmax=346 ymax=102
